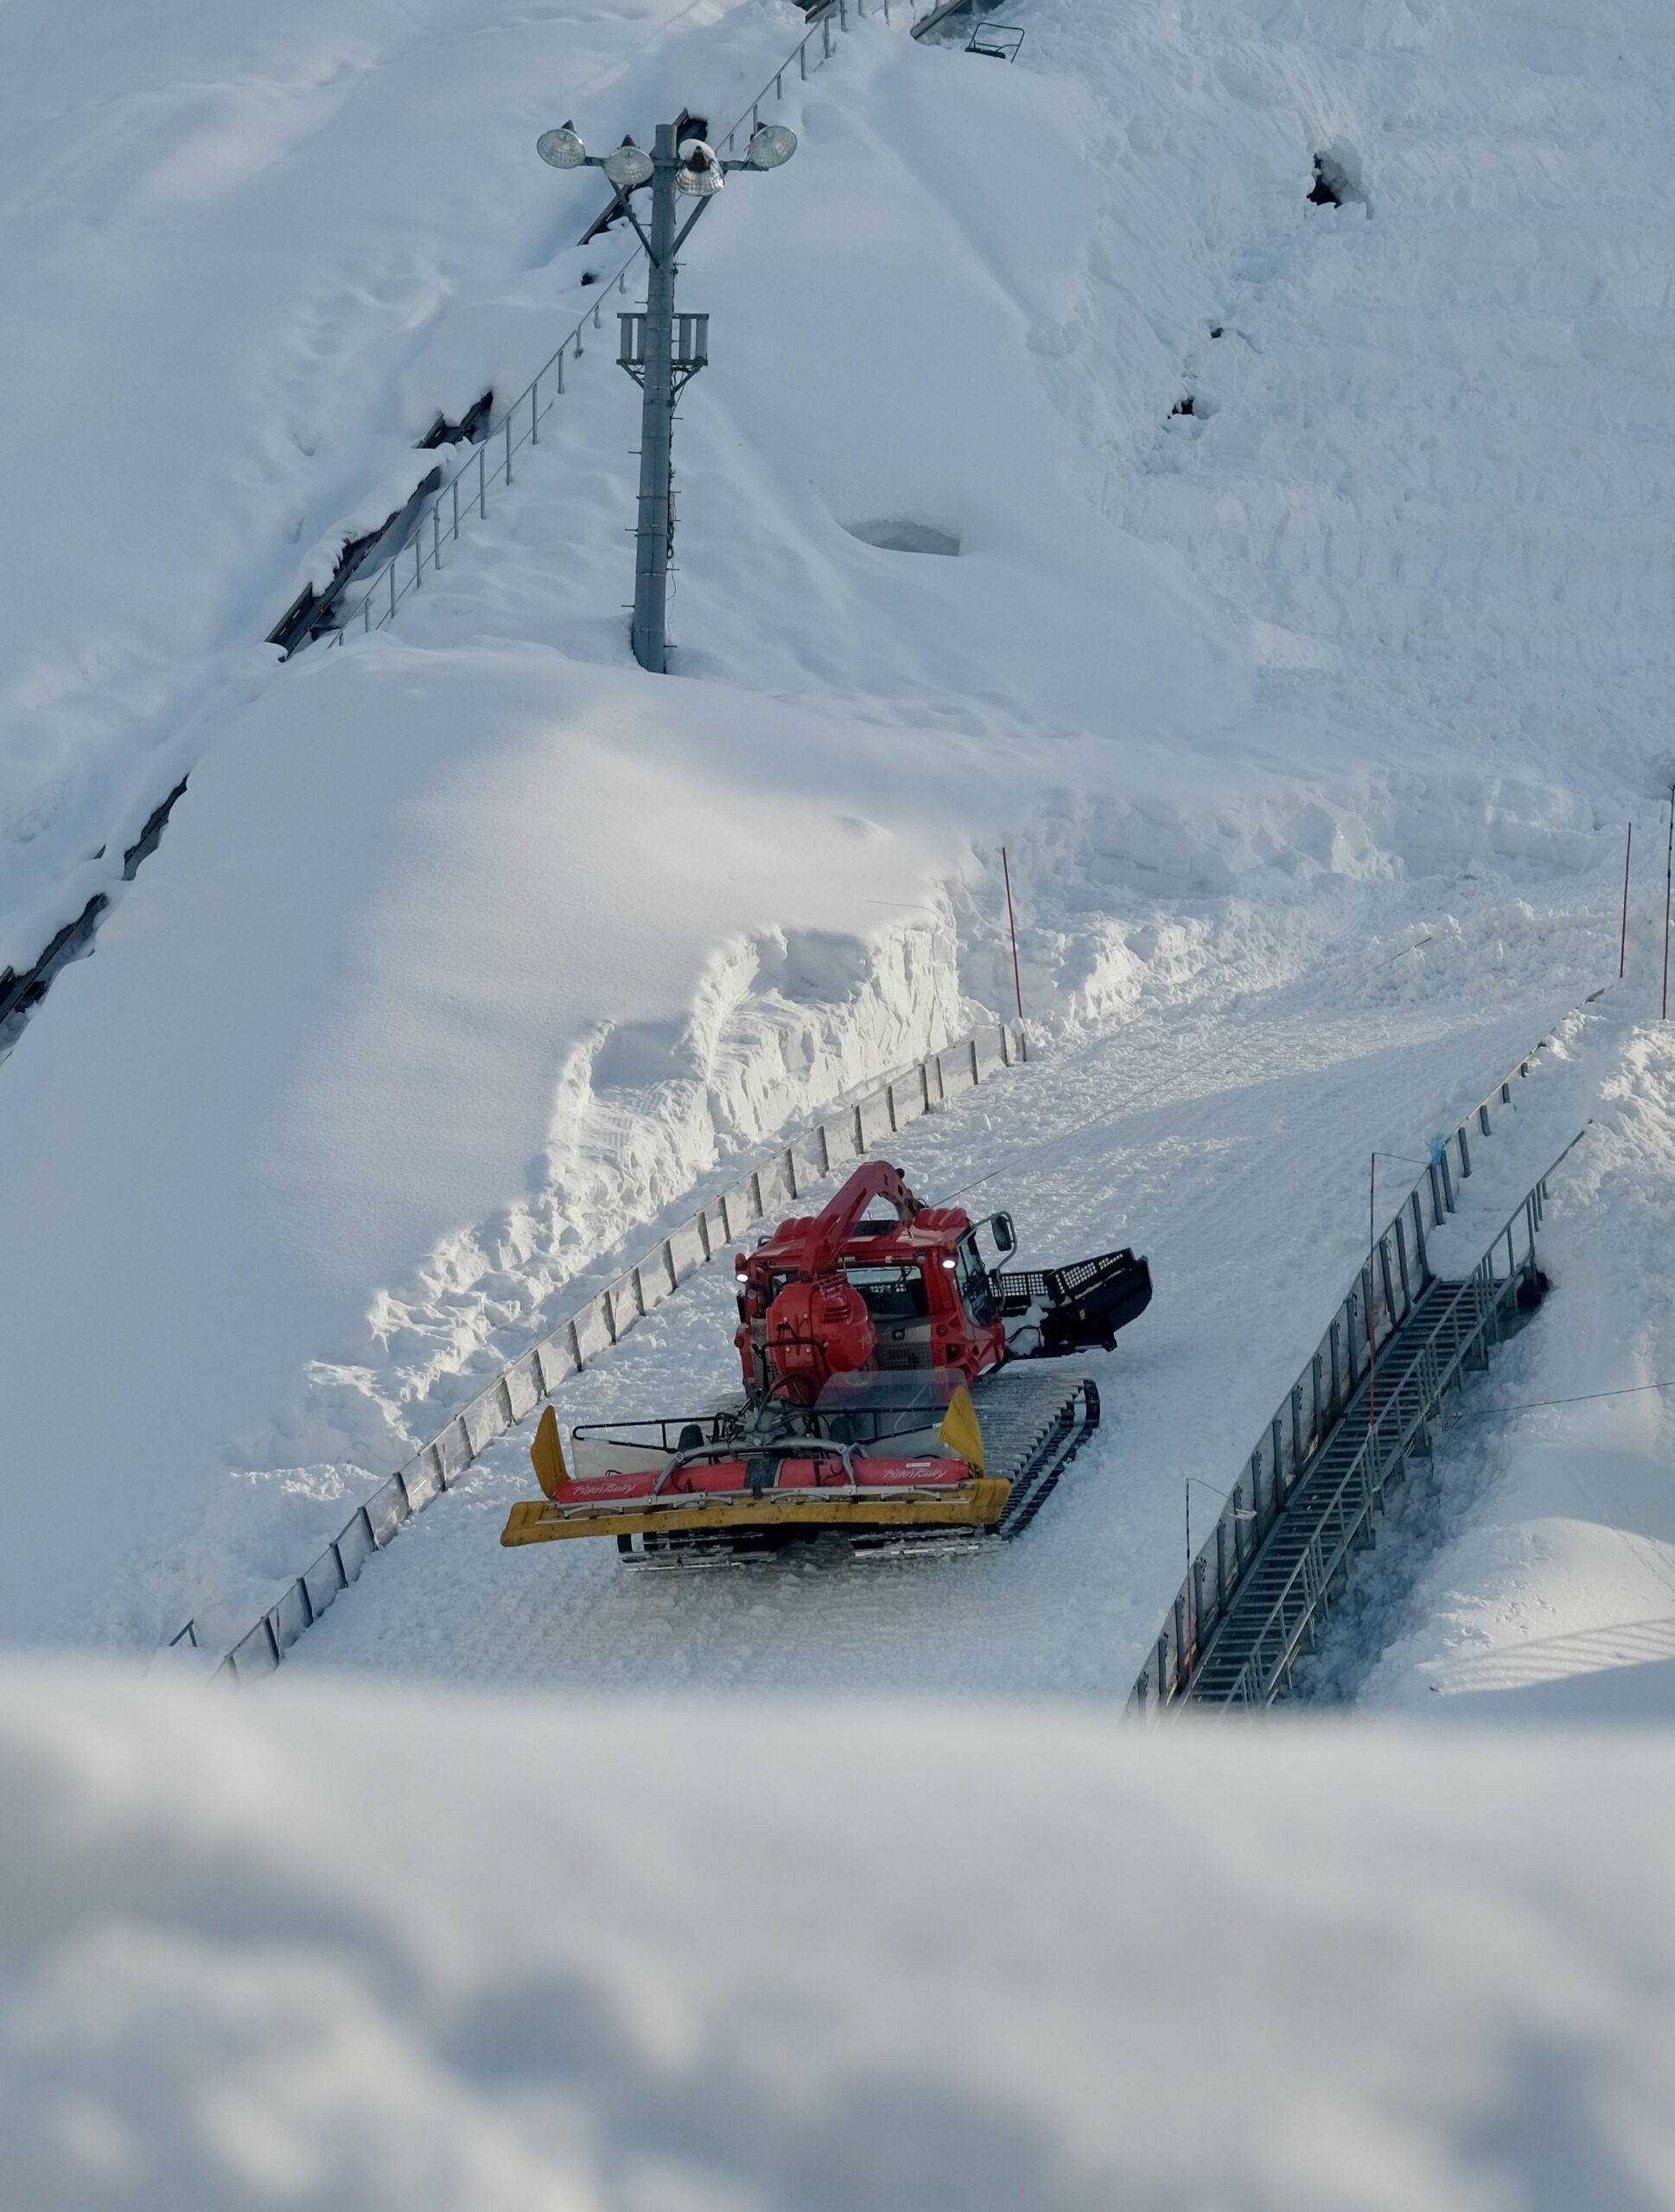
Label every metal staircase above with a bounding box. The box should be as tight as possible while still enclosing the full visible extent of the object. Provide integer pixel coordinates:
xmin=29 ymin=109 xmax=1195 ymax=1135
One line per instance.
xmin=1184 ymin=1271 xmax=1512 ymax=1705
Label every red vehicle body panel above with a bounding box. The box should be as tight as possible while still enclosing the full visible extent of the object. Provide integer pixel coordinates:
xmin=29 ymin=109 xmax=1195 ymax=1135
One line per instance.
xmin=734 ymin=1160 xmax=1007 ymax=1399
xmin=554 ymin=1455 xmax=971 ymax=1507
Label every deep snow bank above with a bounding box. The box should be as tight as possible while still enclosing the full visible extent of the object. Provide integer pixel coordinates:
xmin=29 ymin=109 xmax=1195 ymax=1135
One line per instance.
xmin=5 ymin=1667 xmax=1675 ymax=2210
xmin=0 ymin=0 xmax=818 ymax=979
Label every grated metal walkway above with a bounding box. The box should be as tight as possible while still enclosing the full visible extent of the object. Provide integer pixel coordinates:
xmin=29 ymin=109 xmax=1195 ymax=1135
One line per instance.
xmin=1184 ymin=1269 xmax=1518 ymax=1706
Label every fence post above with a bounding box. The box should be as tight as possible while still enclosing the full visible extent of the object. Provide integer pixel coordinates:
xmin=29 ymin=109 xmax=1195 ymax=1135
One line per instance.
xmin=1411 ymin=1189 xmax=1430 ymax=1284
xmin=1290 ymin=1383 xmax=1303 ymax=1488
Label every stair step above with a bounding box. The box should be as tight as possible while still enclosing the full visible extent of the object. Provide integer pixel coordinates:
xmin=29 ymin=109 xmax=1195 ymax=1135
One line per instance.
xmin=1183 ymin=1254 xmax=1533 ymax=1707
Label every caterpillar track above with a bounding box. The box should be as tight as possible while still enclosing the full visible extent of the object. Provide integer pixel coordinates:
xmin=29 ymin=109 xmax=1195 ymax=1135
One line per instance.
xmin=615 ymin=1371 xmax=1102 ymax=1567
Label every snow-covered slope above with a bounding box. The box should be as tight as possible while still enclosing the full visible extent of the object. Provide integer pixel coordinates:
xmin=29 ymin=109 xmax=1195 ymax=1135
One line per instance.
xmin=7 ymin=1666 xmax=1675 ymax=2210
xmin=0 ymin=0 xmax=826 ymax=980
xmin=3 ymin=0 xmax=1673 ymax=1665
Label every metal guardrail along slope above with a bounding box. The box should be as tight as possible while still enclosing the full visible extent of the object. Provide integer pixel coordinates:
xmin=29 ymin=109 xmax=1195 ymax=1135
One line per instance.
xmin=1180 ymin=1147 xmax=1580 ymax=1707
xmin=172 ymin=1016 xmax=1026 ymax=1677
xmin=321 ymin=0 xmax=939 ymax=653
xmin=1130 ymin=996 xmax=1602 ymax=1714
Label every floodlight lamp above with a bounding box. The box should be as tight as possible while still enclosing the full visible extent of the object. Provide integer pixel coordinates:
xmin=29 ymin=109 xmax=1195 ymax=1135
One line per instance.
xmin=676 ymin=139 xmax=724 ymax=196
xmin=746 ymin=123 xmax=798 ymax=170
xmin=537 ymin=124 xmax=588 ymax=168
xmin=602 ymin=143 xmax=653 ymax=191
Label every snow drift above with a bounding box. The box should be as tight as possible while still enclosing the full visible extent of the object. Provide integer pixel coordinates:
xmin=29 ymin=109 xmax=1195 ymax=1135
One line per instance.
xmin=5 ymin=1668 xmax=1675 ymax=2210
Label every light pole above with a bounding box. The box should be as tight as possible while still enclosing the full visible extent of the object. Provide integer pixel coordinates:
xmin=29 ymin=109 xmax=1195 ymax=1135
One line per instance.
xmin=537 ymin=115 xmax=799 ymax=672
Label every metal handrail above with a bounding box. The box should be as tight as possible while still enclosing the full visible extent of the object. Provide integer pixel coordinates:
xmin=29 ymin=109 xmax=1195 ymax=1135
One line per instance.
xmin=322 ymin=0 xmax=935 ymax=652
xmin=1202 ymin=1141 xmax=1581 ymax=1706
xmin=1134 ymin=991 xmax=1607 ymax=1711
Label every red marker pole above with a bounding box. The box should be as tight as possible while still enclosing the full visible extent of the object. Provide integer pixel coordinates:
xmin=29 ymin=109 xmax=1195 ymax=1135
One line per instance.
xmin=1621 ymin=821 xmax=1633 ymax=981
xmin=1001 ymin=845 xmax=1026 ymax=1056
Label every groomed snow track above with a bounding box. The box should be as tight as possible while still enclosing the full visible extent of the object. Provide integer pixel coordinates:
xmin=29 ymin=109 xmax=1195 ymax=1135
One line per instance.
xmin=277 ymin=980 xmax=1594 ymax=1701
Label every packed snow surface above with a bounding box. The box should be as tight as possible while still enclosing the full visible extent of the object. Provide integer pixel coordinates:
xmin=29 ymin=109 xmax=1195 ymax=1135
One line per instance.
xmin=294 ymin=970 xmax=1596 ymax=1698
xmin=5 ymin=0 xmax=1675 ymax=1694
xmin=7 ymin=1666 xmax=1675 ymax=2211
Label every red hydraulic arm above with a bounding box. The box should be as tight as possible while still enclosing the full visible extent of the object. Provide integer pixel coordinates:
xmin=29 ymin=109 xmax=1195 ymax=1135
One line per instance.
xmin=799 ymin=1160 xmax=925 ymax=1274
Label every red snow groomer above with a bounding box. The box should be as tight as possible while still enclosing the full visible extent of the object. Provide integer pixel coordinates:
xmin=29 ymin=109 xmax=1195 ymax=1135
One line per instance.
xmin=501 ymin=1160 xmax=1151 ymax=1564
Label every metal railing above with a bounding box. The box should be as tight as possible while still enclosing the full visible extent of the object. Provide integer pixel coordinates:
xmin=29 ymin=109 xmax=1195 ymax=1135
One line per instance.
xmin=168 ymin=1014 xmax=1025 ymax=1675
xmin=1172 ymin=1143 xmax=1583 ymax=1708
xmin=318 ymin=0 xmax=939 ymax=653
xmin=1127 ymin=995 xmax=1601 ymax=1712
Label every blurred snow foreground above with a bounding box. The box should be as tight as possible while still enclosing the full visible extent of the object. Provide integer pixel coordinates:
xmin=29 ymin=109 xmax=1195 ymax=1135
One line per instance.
xmin=5 ymin=1669 xmax=1675 ymax=2212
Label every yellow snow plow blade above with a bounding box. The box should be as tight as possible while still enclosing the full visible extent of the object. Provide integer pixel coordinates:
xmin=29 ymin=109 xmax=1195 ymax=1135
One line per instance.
xmin=501 ymin=1476 xmax=1011 ymax=1547
xmin=530 ymin=1404 xmax=569 ymax=1498
xmin=936 ymin=1383 xmax=984 ymax=1472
